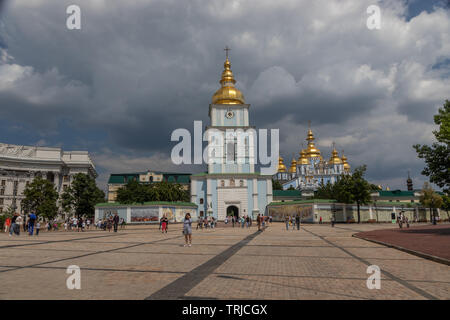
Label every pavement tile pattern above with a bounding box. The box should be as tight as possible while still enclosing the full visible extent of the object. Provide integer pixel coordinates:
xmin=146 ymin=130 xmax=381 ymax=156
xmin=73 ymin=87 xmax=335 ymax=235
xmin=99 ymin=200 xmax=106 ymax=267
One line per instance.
xmin=0 ymin=223 xmax=449 ymax=300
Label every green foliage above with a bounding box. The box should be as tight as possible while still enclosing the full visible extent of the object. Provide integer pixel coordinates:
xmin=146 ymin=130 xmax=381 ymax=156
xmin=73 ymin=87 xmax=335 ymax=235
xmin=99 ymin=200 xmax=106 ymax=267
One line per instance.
xmin=414 ymin=100 xmax=450 ymax=193
xmin=272 ymin=179 xmax=283 ymax=190
xmin=21 ymin=176 xmax=59 ymax=219
xmin=116 ymin=180 xmax=190 ymax=204
xmin=315 ymin=165 xmax=374 ymax=223
xmin=420 ymin=182 xmax=443 ymax=209
xmin=61 ymin=173 xmax=105 ymax=218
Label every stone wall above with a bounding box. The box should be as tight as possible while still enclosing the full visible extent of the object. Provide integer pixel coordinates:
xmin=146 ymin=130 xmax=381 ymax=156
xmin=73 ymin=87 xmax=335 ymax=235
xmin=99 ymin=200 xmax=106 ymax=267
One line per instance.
xmin=267 ymin=202 xmax=449 ymax=223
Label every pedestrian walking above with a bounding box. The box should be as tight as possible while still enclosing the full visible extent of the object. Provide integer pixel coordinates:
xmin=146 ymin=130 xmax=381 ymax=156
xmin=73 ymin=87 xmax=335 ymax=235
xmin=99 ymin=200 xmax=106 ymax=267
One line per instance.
xmin=285 ymin=216 xmax=289 ymax=231
xmin=319 ymin=216 xmax=323 ymax=224
xmin=295 ymin=215 xmax=300 ymax=230
xmin=9 ymin=213 xmax=18 ymax=236
xmin=257 ymin=214 xmax=261 ymax=231
xmin=4 ymin=217 xmax=11 ymax=233
xmin=183 ymin=213 xmax=192 ymax=247
xmin=113 ymin=213 xmax=120 ymax=232
xmin=28 ymin=212 xmax=37 ymax=236
xmin=232 ymin=216 xmax=235 ymax=228
xmin=35 ymin=221 xmax=40 ymax=236
xmin=161 ymin=215 xmax=168 ymax=233
xmin=15 ymin=214 xmax=23 ymax=236
xmin=331 ymin=215 xmax=335 ymax=227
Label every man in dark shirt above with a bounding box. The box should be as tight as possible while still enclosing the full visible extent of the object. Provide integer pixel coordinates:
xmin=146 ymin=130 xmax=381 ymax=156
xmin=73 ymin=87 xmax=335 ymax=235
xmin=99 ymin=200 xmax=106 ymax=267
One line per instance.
xmin=113 ymin=213 xmax=120 ymax=232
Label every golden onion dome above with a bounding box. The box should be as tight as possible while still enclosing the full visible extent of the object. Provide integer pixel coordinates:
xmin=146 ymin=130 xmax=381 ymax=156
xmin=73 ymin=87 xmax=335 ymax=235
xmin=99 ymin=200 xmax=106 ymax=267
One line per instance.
xmin=212 ymin=57 xmax=245 ymax=105
xmin=329 ymin=148 xmax=343 ymax=165
xmin=298 ymin=149 xmax=309 ymax=165
xmin=305 ymin=129 xmax=322 ymax=158
xmin=277 ymin=156 xmax=287 ymax=173
xmin=341 ymin=151 xmax=350 ymax=171
xmin=289 ymin=158 xmax=297 ymax=173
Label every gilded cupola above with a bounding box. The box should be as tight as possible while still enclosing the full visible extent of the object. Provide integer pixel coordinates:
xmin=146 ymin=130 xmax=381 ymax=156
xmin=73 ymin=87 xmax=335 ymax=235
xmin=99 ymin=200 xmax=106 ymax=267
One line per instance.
xmin=298 ymin=148 xmax=309 ymax=165
xmin=329 ymin=147 xmax=343 ymax=165
xmin=305 ymin=128 xmax=322 ymax=159
xmin=289 ymin=158 xmax=297 ymax=173
xmin=341 ymin=150 xmax=350 ymax=172
xmin=277 ymin=156 xmax=287 ymax=173
xmin=212 ymin=54 xmax=245 ymax=105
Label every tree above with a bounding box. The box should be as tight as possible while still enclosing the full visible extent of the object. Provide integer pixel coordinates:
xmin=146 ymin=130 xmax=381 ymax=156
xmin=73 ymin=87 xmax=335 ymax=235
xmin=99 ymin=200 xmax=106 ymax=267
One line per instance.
xmin=419 ymin=182 xmax=443 ymax=223
xmin=442 ymin=194 xmax=450 ymax=221
xmin=319 ymin=166 xmax=374 ymax=223
xmin=61 ymin=173 xmax=105 ymax=218
xmin=22 ymin=176 xmax=59 ymax=220
xmin=272 ymin=179 xmax=283 ymax=190
xmin=116 ymin=180 xmax=189 ymax=204
xmin=414 ymin=100 xmax=450 ymax=194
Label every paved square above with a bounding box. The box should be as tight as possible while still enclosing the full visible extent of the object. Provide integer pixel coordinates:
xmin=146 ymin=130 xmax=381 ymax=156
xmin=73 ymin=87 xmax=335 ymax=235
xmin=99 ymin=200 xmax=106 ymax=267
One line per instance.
xmin=0 ymin=223 xmax=449 ymax=300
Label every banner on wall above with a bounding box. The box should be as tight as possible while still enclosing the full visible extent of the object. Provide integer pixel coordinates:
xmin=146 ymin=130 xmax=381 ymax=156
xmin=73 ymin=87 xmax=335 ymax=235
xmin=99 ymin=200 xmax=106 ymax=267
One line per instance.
xmin=162 ymin=207 xmax=175 ymax=222
xmin=130 ymin=207 xmax=159 ymax=223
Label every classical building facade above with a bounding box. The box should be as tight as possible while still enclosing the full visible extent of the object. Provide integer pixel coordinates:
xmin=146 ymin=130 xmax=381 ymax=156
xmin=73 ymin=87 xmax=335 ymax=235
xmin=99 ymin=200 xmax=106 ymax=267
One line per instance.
xmin=274 ymin=127 xmax=351 ymax=193
xmin=0 ymin=143 xmax=96 ymax=214
xmin=190 ymin=54 xmax=273 ymax=220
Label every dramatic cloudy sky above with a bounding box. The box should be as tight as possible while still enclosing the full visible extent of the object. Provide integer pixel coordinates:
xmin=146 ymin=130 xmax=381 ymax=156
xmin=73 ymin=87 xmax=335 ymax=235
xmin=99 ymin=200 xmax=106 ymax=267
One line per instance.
xmin=0 ymin=0 xmax=449 ymax=191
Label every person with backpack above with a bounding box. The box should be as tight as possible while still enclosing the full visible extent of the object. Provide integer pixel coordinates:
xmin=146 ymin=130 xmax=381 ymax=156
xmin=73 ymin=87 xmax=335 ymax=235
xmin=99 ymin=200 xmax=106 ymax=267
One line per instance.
xmin=28 ymin=212 xmax=37 ymax=236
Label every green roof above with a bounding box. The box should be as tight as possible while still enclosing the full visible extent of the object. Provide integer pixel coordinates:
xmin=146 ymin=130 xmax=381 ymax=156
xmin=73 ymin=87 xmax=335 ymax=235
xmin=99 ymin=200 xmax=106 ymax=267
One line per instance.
xmin=273 ymin=190 xmax=301 ymax=197
xmin=96 ymin=201 xmax=197 ymax=207
xmin=378 ymin=190 xmax=415 ymax=197
xmin=108 ymin=172 xmax=191 ymax=184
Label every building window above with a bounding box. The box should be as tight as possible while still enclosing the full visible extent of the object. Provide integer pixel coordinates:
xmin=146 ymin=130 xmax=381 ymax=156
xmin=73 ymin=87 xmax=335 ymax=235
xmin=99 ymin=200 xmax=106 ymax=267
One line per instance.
xmin=1 ymin=180 xmax=5 ymax=186
xmin=230 ymin=179 xmax=235 ymax=187
xmin=200 ymin=211 xmax=204 ymax=217
xmin=0 ymin=189 xmax=4 ymax=195
xmin=239 ymin=180 xmax=244 ymax=187
xmin=63 ymin=175 xmax=70 ymax=183
xmin=63 ymin=185 xmax=68 ymax=191
xmin=0 ymin=207 xmax=2 ymax=213
xmin=200 ymin=198 xmax=204 ymax=204
xmin=0 ymin=199 xmax=3 ymax=205
xmin=221 ymin=180 xmax=225 ymax=187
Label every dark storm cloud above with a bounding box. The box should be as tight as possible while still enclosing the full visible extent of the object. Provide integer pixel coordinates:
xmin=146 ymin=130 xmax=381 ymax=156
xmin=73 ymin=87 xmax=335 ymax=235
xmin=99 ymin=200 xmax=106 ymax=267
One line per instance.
xmin=0 ymin=0 xmax=449 ymax=189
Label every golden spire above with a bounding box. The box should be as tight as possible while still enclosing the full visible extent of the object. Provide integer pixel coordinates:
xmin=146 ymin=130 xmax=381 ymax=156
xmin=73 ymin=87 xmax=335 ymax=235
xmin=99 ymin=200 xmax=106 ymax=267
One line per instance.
xmin=329 ymin=143 xmax=343 ymax=165
xmin=277 ymin=156 xmax=287 ymax=173
xmin=289 ymin=157 xmax=297 ymax=173
xmin=212 ymin=47 xmax=245 ymax=105
xmin=341 ymin=150 xmax=350 ymax=171
xmin=304 ymin=123 xmax=322 ymax=159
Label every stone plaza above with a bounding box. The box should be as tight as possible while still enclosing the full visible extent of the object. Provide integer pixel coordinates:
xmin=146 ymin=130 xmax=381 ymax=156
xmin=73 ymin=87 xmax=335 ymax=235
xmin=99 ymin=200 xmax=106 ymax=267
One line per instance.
xmin=0 ymin=223 xmax=449 ymax=300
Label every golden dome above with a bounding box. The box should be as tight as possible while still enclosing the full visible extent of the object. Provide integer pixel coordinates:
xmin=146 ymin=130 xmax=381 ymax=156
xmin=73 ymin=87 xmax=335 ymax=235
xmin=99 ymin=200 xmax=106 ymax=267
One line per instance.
xmin=305 ymin=129 xmax=322 ymax=159
xmin=329 ymin=148 xmax=343 ymax=165
xmin=289 ymin=158 xmax=297 ymax=173
xmin=277 ymin=156 xmax=287 ymax=173
xmin=212 ymin=57 xmax=245 ymax=105
xmin=341 ymin=151 xmax=350 ymax=171
xmin=297 ymin=149 xmax=309 ymax=165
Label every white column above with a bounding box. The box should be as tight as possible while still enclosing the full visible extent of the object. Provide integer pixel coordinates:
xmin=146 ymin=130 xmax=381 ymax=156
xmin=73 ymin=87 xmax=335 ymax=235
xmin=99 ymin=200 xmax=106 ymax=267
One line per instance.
xmin=244 ymin=108 xmax=249 ymax=126
xmin=252 ymin=179 xmax=258 ymax=216
xmin=126 ymin=207 xmax=131 ymax=223
xmin=369 ymin=206 xmax=373 ymax=220
xmin=206 ymin=178 xmax=213 ymax=214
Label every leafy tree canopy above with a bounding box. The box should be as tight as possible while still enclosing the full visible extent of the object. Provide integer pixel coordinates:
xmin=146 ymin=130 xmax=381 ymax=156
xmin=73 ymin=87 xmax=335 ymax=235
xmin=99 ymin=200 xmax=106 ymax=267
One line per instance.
xmin=22 ymin=176 xmax=59 ymax=219
xmin=116 ymin=180 xmax=190 ymax=204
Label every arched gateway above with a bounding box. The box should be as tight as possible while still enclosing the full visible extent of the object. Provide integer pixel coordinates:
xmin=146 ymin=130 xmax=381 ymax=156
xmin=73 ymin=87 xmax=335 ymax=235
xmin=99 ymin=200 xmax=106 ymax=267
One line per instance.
xmin=226 ymin=205 xmax=239 ymax=219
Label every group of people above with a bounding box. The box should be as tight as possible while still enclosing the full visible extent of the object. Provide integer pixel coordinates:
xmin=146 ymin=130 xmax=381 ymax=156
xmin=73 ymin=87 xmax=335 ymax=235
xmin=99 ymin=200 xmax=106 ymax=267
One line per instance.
xmin=224 ymin=215 xmax=272 ymax=229
xmin=4 ymin=212 xmax=46 ymax=236
xmin=96 ymin=214 xmax=125 ymax=232
xmin=284 ymin=215 xmax=302 ymax=231
xmin=196 ymin=216 xmax=216 ymax=230
xmin=397 ymin=211 xmax=410 ymax=228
